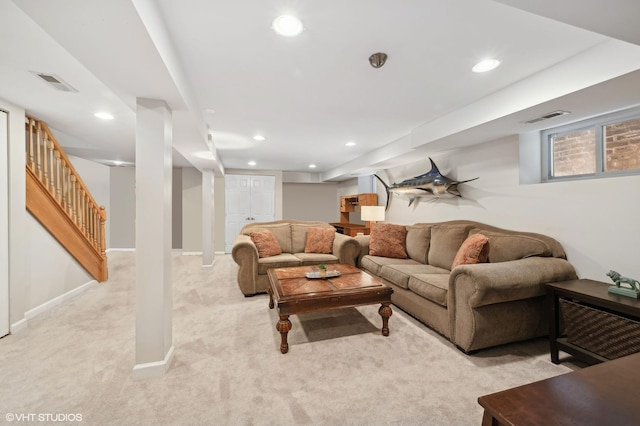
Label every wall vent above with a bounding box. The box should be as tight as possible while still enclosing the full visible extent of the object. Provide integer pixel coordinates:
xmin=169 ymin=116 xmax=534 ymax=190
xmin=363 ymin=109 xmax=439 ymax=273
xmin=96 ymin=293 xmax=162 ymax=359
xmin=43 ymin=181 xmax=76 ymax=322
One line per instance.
xmin=30 ymin=71 xmax=78 ymax=93
xmin=523 ymin=110 xmax=570 ymax=124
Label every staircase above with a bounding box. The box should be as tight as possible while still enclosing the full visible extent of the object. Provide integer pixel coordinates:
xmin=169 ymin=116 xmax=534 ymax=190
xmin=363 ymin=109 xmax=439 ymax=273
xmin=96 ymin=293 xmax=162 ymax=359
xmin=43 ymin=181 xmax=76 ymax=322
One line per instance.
xmin=25 ymin=116 xmax=108 ymax=282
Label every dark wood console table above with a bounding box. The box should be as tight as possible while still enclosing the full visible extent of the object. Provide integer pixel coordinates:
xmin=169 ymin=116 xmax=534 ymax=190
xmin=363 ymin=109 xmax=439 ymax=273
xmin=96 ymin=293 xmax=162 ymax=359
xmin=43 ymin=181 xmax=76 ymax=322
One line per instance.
xmin=546 ymin=279 xmax=640 ymax=365
xmin=478 ymin=353 xmax=640 ymax=426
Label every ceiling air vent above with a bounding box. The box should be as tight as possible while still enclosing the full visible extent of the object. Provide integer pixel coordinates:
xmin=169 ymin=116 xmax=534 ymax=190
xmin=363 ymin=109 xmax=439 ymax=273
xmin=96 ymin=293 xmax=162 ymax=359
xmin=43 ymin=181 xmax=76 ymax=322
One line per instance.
xmin=523 ymin=110 xmax=570 ymax=124
xmin=30 ymin=71 xmax=78 ymax=93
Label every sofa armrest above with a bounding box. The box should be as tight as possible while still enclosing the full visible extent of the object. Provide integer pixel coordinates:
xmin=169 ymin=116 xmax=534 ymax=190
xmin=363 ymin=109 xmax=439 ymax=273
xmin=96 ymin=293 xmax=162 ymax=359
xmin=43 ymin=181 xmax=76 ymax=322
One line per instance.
xmin=448 ymin=257 xmax=577 ymax=351
xmin=231 ymin=234 xmax=259 ymax=295
xmin=333 ymin=233 xmax=361 ymax=266
xmin=449 ymin=257 xmax=577 ymax=309
xmin=355 ymin=235 xmax=370 ymax=266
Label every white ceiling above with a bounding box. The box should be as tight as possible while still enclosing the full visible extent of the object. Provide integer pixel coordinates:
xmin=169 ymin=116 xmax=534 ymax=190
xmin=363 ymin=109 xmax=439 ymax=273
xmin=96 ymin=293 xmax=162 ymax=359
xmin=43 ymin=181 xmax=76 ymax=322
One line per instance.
xmin=1 ymin=0 xmax=639 ymax=180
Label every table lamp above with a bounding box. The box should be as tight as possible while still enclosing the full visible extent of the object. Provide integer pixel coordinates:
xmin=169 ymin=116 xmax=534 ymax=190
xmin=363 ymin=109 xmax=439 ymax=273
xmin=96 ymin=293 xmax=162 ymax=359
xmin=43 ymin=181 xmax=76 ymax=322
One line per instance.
xmin=361 ymin=205 xmax=385 ymax=229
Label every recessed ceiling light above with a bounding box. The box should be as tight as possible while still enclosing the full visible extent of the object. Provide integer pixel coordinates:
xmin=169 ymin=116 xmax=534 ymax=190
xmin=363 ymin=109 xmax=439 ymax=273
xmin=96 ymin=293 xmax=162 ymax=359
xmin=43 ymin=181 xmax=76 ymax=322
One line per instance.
xmin=345 ymin=141 xmax=356 ymax=147
xmin=94 ymin=112 xmax=114 ymax=120
xmin=272 ymin=15 xmax=304 ymax=37
xmin=309 ymin=164 xmax=317 ymax=168
xmin=248 ymin=161 xmax=257 ymax=166
xmin=472 ymin=59 xmax=501 ymax=73
xmin=253 ymin=134 xmax=266 ymax=141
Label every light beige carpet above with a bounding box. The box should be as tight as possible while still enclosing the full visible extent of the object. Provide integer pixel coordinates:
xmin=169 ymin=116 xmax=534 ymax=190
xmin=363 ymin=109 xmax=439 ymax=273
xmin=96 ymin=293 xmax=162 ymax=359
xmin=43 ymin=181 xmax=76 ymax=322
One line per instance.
xmin=0 ymin=252 xmax=578 ymax=425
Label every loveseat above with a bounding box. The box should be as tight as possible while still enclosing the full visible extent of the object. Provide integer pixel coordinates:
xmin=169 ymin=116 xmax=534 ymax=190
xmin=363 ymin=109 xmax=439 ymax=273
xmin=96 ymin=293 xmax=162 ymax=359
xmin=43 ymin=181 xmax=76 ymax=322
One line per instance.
xmin=232 ymin=219 xmax=360 ymax=296
xmin=357 ymin=220 xmax=577 ymax=353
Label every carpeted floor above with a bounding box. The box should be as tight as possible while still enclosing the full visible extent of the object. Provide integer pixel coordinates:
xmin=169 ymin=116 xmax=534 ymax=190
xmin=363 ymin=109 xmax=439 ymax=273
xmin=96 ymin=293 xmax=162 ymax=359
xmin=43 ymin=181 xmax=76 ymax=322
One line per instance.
xmin=0 ymin=252 xmax=579 ymax=425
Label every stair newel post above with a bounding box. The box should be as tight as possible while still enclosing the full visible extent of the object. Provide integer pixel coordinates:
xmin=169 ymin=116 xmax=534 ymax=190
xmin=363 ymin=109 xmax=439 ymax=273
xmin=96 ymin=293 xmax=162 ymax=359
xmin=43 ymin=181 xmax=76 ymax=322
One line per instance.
xmin=99 ymin=206 xmax=107 ymax=280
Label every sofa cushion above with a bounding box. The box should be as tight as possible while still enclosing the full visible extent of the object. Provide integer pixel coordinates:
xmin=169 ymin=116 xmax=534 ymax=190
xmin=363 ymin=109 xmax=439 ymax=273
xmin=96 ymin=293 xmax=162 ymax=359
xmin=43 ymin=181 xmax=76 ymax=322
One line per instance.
xmin=250 ymin=230 xmax=282 ymax=258
xmin=257 ymin=253 xmax=302 ymax=274
xmin=469 ymin=229 xmax=552 ymax=263
xmin=361 ymin=255 xmax=420 ymax=276
xmin=294 ymin=253 xmax=339 ymax=265
xmin=451 ymin=233 xmax=490 ymax=269
xmin=405 ymin=225 xmax=431 ymax=264
xmin=246 ymin=223 xmax=292 ymax=253
xmin=408 ymin=274 xmax=451 ymax=307
xmin=380 ymin=264 xmax=449 ymax=289
xmin=428 ymin=224 xmax=470 ymax=270
xmin=369 ymin=222 xmax=407 ymax=258
xmin=304 ymin=227 xmax=335 ymax=254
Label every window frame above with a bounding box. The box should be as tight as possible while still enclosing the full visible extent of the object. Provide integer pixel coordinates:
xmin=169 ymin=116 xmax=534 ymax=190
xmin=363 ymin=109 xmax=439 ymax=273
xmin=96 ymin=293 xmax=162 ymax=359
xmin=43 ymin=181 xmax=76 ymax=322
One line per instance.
xmin=541 ymin=106 xmax=640 ymax=182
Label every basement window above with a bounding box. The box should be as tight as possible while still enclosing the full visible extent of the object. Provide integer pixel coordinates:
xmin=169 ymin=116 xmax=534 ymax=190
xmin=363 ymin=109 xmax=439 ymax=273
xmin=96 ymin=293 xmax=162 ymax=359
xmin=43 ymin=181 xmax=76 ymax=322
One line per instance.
xmin=542 ymin=106 xmax=640 ymax=181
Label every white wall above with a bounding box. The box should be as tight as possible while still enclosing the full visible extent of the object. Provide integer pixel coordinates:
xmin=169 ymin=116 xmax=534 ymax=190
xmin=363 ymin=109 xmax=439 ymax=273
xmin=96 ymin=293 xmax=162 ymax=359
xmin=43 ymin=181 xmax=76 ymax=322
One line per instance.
xmin=283 ymin=183 xmax=339 ymax=223
xmin=109 ymin=166 xmax=136 ymax=249
xmin=181 ymin=167 xmax=202 ymax=252
xmin=25 ymin=215 xmax=93 ymax=308
xmin=376 ymin=135 xmax=640 ymax=281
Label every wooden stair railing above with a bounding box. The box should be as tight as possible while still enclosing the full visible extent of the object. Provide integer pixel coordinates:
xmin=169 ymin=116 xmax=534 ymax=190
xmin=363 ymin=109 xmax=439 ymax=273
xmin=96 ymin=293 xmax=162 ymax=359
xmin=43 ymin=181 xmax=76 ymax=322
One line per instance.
xmin=25 ymin=115 xmax=108 ymax=282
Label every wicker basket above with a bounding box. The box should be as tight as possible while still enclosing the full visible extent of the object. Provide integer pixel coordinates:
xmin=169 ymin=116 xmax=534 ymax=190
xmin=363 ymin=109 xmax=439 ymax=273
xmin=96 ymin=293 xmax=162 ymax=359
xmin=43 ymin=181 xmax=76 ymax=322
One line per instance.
xmin=560 ymin=299 xmax=640 ymax=360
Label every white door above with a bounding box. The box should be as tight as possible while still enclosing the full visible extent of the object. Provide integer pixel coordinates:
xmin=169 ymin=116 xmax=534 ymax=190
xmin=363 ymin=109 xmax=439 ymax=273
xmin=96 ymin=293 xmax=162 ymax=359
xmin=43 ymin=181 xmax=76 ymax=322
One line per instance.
xmin=0 ymin=110 xmax=9 ymax=337
xmin=224 ymin=174 xmax=275 ymax=252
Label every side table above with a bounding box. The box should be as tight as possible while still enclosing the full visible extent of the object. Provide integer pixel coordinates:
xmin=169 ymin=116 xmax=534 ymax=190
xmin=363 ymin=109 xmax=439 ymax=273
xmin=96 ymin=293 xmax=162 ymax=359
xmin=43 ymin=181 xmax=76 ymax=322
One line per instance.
xmin=478 ymin=353 xmax=640 ymax=426
xmin=546 ymin=279 xmax=640 ymax=365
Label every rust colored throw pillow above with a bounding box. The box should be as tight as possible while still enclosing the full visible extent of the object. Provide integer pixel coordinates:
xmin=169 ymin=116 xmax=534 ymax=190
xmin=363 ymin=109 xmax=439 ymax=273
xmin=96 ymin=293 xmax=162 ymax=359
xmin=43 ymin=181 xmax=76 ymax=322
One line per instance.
xmin=250 ymin=230 xmax=282 ymax=258
xmin=369 ymin=223 xmax=407 ymax=259
xmin=304 ymin=227 xmax=335 ymax=254
xmin=451 ymin=233 xmax=490 ymax=269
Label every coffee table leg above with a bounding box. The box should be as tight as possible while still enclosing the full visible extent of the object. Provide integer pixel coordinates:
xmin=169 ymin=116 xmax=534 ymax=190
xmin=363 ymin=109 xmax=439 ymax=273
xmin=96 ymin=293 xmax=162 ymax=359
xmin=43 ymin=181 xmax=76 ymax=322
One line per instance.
xmin=276 ymin=315 xmax=292 ymax=354
xmin=268 ymin=287 xmax=274 ymax=309
xmin=379 ymin=302 xmax=392 ymax=336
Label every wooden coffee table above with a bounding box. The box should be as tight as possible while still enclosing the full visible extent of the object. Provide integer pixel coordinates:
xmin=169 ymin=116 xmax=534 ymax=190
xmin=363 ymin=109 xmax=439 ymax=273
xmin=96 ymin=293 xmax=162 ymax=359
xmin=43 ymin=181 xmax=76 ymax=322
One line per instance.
xmin=267 ymin=264 xmax=393 ymax=354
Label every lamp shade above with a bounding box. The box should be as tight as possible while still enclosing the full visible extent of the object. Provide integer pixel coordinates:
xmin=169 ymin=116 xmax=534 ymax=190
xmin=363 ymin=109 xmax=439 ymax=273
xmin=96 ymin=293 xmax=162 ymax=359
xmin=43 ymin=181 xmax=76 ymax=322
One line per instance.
xmin=361 ymin=205 xmax=385 ymax=222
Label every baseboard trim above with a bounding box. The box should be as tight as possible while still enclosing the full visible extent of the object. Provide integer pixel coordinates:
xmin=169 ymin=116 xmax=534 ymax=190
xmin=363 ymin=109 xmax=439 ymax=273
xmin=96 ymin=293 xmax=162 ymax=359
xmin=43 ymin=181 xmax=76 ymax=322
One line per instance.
xmin=181 ymin=251 xmax=202 ymax=256
xmin=106 ymin=248 xmax=135 ymax=253
xmin=215 ymin=251 xmax=226 ymax=255
xmin=10 ymin=318 xmax=28 ymax=334
xmin=25 ymin=279 xmax=99 ymax=320
xmin=132 ymin=345 xmax=175 ymax=380
xmin=202 ymin=259 xmax=216 ymax=269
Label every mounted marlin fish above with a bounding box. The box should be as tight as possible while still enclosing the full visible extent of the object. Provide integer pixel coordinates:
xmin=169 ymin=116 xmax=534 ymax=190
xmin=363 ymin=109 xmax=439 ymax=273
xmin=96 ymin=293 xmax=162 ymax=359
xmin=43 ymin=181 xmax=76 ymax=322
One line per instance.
xmin=374 ymin=158 xmax=478 ymax=209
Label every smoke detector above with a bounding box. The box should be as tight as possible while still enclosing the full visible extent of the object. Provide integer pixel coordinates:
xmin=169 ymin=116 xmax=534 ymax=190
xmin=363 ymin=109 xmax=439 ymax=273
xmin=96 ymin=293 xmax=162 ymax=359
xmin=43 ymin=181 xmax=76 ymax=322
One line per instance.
xmin=30 ymin=71 xmax=78 ymax=93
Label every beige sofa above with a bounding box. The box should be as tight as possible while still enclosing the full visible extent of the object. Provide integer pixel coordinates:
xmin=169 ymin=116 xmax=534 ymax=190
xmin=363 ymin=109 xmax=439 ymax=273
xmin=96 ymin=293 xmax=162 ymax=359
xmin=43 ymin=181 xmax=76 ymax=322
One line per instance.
xmin=232 ymin=219 xmax=361 ymax=296
xmin=357 ymin=220 xmax=577 ymax=353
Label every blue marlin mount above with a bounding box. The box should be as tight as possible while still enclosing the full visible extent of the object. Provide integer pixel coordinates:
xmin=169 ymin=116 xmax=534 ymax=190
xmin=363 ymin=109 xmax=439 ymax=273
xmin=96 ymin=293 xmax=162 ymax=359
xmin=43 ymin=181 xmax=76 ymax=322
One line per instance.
xmin=375 ymin=158 xmax=478 ymax=209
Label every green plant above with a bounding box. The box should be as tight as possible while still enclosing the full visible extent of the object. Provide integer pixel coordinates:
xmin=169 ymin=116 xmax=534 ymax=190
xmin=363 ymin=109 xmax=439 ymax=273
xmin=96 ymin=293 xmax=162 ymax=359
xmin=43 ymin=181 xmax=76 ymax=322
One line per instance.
xmin=318 ymin=264 xmax=327 ymax=270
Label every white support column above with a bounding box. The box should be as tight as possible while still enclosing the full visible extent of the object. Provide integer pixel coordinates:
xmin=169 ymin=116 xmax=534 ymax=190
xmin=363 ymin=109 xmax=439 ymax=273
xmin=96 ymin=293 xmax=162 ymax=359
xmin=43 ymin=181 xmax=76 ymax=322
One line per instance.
xmin=133 ymin=98 xmax=173 ymax=379
xmin=202 ymin=171 xmax=215 ymax=268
